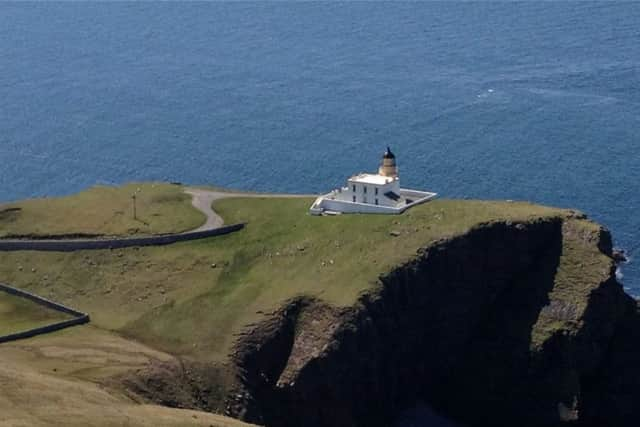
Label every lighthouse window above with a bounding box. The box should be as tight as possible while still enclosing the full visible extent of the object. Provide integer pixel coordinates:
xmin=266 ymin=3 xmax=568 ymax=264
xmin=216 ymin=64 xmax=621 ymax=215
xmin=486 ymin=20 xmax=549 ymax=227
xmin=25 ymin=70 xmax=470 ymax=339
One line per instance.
xmin=352 ymin=195 xmax=356 ymax=202
xmin=352 ymin=185 xmax=356 ymax=192
xmin=363 ymin=186 xmax=367 ymax=194
xmin=375 ymin=187 xmax=379 ymax=195
xmin=375 ymin=198 xmax=379 ymax=205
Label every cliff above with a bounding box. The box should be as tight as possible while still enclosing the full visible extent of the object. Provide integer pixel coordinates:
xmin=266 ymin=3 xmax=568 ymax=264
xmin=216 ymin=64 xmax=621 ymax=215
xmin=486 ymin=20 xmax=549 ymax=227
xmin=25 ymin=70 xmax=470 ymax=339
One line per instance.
xmin=3 ymin=189 xmax=637 ymax=426
xmin=218 ymin=215 xmax=636 ymax=427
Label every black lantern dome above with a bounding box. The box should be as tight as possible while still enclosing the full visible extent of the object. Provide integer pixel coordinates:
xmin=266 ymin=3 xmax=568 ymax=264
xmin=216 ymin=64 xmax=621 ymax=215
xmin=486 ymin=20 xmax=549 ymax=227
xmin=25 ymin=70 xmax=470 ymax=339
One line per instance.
xmin=383 ymin=146 xmax=395 ymax=159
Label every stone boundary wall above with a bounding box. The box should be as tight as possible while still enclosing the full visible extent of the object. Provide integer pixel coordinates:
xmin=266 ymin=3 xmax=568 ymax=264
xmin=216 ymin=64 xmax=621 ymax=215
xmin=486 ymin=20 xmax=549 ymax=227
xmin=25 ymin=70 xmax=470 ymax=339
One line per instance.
xmin=0 ymin=282 xmax=90 ymax=344
xmin=0 ymin=223 xmax=244 ymax=252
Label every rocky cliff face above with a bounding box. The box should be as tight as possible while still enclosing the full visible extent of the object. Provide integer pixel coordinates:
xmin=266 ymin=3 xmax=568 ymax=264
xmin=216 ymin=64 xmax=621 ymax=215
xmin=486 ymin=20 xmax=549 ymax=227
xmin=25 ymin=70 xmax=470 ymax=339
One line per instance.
xmin=226 ymin=216 xmax=638 ymax=427
xmin=126 ymin=215 xmax=638 ymax=427
xmin=579 ymin=300 xmax=640 ymax=426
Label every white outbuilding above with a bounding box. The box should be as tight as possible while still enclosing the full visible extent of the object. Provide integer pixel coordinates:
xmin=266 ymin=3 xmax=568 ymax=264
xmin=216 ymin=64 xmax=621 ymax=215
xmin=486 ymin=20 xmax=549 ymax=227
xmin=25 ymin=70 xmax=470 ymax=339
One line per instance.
xmin=309 ymin=147 xmax=437 ymax=215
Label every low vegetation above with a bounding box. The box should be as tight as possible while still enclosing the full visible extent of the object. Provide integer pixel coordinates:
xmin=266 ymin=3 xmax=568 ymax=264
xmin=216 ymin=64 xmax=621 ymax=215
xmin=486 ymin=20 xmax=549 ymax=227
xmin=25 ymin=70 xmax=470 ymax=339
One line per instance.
xmin=0 ymin=184 xmax=615 ymax=426
xmin=0 ymin=327 xmax=254 ymax=427
xmin=530 ymin=218 xmax=614 ymax=347
xmin=0 ymin=291 xmax=71 ymax=335
xmin=0 ymin=183 xmax=204 ymax=238
xmin=0 ymin=192 xmax=568 ymax=361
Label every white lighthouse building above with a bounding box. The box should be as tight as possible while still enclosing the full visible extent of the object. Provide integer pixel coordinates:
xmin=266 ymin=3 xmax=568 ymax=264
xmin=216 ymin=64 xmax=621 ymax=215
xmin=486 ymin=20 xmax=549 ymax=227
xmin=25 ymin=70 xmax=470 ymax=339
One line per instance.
xmin=309 ymin=147 xmax=437 ymax=215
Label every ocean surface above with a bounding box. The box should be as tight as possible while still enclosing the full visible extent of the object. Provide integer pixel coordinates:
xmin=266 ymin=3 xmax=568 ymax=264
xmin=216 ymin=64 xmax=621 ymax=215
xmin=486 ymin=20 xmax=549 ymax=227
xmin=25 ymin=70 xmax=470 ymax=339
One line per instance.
xmin=1 ymin=2 xmax=639 ymax=425
xmin=1 ymin=4 xmax=638 ymax=293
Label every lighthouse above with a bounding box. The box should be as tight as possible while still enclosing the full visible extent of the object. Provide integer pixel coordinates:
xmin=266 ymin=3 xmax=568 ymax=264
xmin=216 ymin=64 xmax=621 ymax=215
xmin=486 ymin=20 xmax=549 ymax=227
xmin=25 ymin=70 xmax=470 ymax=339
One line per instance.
xmin=309 ymin=147 xmax=437 ymax=215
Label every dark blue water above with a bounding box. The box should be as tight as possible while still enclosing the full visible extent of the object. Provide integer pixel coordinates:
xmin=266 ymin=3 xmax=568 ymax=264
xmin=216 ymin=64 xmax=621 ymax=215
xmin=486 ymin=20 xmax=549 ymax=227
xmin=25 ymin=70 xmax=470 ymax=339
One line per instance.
xmin=1 ymin=2 xmax=639 ymax=297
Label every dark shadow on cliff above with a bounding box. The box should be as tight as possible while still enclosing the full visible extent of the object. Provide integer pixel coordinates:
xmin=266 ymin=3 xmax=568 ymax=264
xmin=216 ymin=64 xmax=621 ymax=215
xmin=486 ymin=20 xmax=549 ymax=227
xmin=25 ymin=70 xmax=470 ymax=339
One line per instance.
xmin=426 ymin=220 xmax=564 ymax=426
xmin=122 ymin=218 xmax=640 ymax=427
xmin=229 ymin=219 xmax=569 ymax=427
xmin=394 ymin=402 xmax=463 ymax=427
xmin=438 ymin=223 xmax=635 ymax=427
xmin=575 ymin=280 xmax=638 ymax=426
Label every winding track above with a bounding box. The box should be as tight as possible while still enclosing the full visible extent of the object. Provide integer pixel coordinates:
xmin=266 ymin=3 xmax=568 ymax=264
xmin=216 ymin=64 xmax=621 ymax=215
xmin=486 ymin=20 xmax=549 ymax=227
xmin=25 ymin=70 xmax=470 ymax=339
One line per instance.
xmin=0 ymin=189 xmax=316 ymax=341
xmin=183 ymin=188 xmax=225 ymax=231
xmin=184 ymin=187 xmax=316 ymax=232
xmin=0 ymin=188 xmax=315 ymax=251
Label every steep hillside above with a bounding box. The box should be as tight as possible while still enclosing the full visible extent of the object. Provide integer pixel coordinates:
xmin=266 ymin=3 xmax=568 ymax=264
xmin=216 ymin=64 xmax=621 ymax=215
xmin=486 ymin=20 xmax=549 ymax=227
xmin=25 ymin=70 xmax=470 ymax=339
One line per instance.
xmin=220 ymin=215 xmax=633 ymax=427
xmin=0 ymin=195 xmax=566 ymax=360
xmin=0 ymin=327 xmax=255 ymax=427
xmin=0 ymin=185 xmax=636 ymax=426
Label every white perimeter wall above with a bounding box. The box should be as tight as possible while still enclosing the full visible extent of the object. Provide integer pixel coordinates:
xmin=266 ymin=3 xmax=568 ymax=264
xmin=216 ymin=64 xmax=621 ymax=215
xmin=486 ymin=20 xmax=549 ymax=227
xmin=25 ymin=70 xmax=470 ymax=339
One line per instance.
xmin=318 ymin=198 xmax=401 ymax=214
xmin=309 ymin=189 xmax=437 ymax=215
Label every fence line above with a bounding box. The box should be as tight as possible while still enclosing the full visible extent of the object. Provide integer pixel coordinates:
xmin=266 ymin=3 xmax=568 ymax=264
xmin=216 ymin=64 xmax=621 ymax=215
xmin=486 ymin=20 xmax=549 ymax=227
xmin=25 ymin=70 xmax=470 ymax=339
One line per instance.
xmin=0 ymin=316 xmax=89 ymax=344
xmin=0 ymin=223 xmax=244 ymax=252
xmin=0 ymin=282 xmax=90 ymax=344
xmin=0 ymin=223 xmax=246 ymax=343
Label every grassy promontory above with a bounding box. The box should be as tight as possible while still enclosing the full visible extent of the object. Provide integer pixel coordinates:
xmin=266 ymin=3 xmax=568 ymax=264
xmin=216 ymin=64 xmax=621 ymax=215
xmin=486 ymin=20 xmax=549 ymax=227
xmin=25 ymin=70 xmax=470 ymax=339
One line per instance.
xmin=0 ymin=183 xmax=619 ymax=426
xmin=0 ymin=189 xmax=581 ymax=360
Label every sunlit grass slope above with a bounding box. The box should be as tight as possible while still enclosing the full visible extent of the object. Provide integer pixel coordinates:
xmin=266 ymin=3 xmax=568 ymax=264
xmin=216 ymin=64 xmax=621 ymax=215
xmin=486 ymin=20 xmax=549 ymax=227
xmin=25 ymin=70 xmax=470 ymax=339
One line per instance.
xmin=0 ymin=183 xmax=204 ymax=237
xmin=0 ymin=327 xmax=256 ymax=427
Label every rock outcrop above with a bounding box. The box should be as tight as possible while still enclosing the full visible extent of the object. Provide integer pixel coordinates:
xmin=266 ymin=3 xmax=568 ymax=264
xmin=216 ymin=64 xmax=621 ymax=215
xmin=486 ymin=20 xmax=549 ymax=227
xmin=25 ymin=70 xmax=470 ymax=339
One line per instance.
xmin=227 ymin=216 xmax=637 ymax=427
xmin=129 ymin=215 xmax=639 ymax=427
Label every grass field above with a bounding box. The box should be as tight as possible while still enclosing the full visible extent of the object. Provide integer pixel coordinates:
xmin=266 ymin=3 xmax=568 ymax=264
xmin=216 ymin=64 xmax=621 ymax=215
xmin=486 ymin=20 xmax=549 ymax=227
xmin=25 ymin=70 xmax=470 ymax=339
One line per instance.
xmin=0 ymin=194 xmax=569 ymax=361
xmin=0 ymin=183 xmax=204 ymax=238
xmin=0 ymin=291 xmax=71 ymax=335
xmin=0 ymin=184 xmax=612 ymax=426
xmin=0 ymin=327 xmax=255 ymax=427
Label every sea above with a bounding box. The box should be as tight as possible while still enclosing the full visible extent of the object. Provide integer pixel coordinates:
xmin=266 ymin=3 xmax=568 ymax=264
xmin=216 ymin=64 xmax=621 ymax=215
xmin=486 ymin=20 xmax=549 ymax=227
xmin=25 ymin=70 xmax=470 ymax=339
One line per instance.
xmin=1 ymin=2 xmax=638 ymax=424
xmin=3 ymin=1 xmax=638 ymax=288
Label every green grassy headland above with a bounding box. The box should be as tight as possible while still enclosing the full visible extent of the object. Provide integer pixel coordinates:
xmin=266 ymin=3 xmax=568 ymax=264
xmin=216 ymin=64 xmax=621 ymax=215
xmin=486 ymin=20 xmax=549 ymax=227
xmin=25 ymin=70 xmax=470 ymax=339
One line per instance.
xmin=0 ymin=182 xmax=204 ymax=238
xmin=0 ymin=186 xmax=586 ymax=361
xmin=0 ymin=183 xmax=614 ymax=427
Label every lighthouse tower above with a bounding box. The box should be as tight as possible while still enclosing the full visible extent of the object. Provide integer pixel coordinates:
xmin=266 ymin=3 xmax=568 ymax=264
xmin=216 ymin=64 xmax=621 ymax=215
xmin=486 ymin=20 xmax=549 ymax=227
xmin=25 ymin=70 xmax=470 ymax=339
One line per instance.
xmin=308 ymin=145 xmax=437 ymax=215
xmin=378 ymin=146 xmax=398 ymax=178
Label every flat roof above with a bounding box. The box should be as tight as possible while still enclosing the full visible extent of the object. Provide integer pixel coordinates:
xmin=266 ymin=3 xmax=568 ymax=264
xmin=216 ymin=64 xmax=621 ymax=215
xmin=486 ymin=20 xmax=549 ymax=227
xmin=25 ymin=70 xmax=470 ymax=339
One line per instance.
xmin=348 ymin=173 xmax=396 ymax=186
